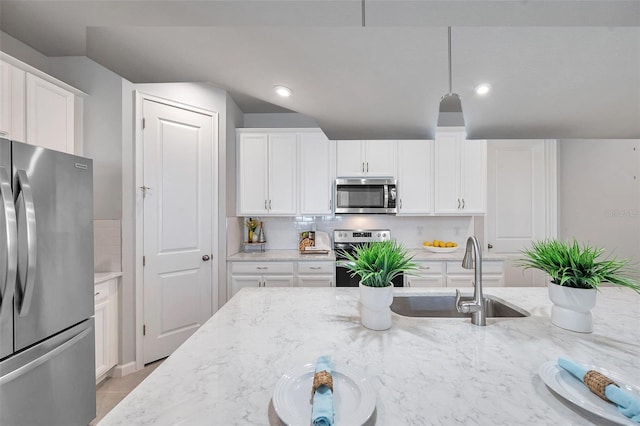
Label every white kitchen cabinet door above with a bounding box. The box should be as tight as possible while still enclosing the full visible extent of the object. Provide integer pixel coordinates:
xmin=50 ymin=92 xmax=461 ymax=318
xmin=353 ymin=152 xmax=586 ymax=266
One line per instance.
xmin=230 ymin=275 xmax=262 ymax=297
xmin=434 ymin=130 xmax=486 ymax=214
xmin=0 ymin=61 xmax=25 ymax=142
xmin=336 ymin=140 xmax=365 ymax=176
xmin=459 ymin=139 xmax=487 ymax=213
xmin=406 ymin=276 xmax=444 ymax=287
xmin=434 ymin=132 xmax=462 ymax=213
xmin=446 ymin=276 xmax=474 ymax=288
xmin=263 ymin=275 xmax=294 ymax=288
xmin=238 ymin=133 xmax=269 ymax=215
xmin=298 ymin=275 xmax=334 ymax=287
xmin=268 ymin=133 xmax=297 ymax=215
xmin=364 ymin=140 xmax=397 ymax=177
xmin=298 ymin=132 xmax=333 ymax=215
xmin=397 ymin=140 xmax=433 ymax=215
xmin=26 ymin=73 xmax=75 ymax=153
xmin=94 ymin=290 xmax=109 ymax=379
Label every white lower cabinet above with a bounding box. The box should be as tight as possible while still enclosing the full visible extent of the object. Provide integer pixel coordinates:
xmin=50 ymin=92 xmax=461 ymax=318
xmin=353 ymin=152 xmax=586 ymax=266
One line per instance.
xmin=229 ymin=262 xmax=295 ymax=297
xmin=446 ymin=261 xmax=505 ymax=288
xmin=297 ymin=261 xmax=334 ymax=287
xmin=406 ymin=260 xmax=504 ymax=288
xmin=405 ymin=261 xmax=444 ymax=287
xmin=94 ymin=278 xmax=118 ymax=382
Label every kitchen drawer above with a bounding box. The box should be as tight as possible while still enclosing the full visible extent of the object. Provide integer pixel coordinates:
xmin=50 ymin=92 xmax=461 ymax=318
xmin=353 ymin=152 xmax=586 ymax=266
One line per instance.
xmin=231 ymin=261 xmax=294 ymax=274
xmin=414 ymin=261 xmax=445 ymax=274
xmin=94 ymin=282 xmax=109 ymax=304
xmin=298 ymin=261 xmax=334 ymax=274
xmin=446 ymin=261 xmax=503 ymax=275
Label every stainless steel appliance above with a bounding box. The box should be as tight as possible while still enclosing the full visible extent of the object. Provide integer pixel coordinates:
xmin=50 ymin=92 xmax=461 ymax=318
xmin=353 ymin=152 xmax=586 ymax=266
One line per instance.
xmin=334 ymin=178 xmax=397 ymax=214
xmin=334 ymin=229 xmax=404 ymax=287
xmin=0 ymin=139 xmax=96 ymax=425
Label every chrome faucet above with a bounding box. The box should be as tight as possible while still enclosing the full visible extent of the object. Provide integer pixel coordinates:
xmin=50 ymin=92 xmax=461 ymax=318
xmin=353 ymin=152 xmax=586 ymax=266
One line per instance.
xmin=455 ymin=236 xmax=486 ymax=326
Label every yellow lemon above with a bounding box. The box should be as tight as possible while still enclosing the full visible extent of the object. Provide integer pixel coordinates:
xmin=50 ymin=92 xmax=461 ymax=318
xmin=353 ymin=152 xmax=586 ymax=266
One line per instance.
xmin=423 ymin=241 xmax=432 ymax=247
xmin=446 ymin=242 xmax=454 ymax=248
xmin=452 ymin=242 xmax=458 ymax=247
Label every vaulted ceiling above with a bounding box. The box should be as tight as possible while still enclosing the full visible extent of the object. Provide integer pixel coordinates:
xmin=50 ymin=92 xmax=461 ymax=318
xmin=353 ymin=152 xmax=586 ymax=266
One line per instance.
xmin=1 ymin=1 xmax=639 ymax=139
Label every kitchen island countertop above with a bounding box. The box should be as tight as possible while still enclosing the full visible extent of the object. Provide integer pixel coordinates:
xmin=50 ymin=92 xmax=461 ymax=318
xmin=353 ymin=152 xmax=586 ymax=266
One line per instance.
xmin=99 ymin=286 xmax=639 ymax=425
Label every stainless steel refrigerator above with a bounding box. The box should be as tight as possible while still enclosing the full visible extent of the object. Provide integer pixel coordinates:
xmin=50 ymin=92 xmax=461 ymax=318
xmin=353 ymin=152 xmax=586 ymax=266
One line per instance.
xmin=0 ymin=138 xmax=96 ymax=425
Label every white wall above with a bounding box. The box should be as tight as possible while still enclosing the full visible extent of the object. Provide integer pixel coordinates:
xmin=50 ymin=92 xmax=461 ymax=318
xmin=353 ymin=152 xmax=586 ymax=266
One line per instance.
xmin=48 ymin=56 xmax=124 ymax=219
xmin=244 ymin=112 xmax=319 ymax=128
xmin=0 ymin=31 xmax=50 ymax=72
xmin=558 ymin=139 xmax=640 ymax=271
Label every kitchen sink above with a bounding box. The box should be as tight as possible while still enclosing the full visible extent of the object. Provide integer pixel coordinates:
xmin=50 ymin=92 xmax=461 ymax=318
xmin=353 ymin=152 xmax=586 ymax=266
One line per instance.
xmin=391 ymin=294 xmax=530 ymax=318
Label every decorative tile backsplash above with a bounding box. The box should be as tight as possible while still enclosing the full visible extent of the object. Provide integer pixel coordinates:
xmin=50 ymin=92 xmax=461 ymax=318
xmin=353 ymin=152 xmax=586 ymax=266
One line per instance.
xmin=94 ymin=219 xmax=121 ymax=272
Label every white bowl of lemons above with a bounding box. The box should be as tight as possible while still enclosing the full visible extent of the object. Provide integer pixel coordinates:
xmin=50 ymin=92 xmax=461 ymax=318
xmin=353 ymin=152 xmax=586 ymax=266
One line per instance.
xmin=422 ymin=240 xmax=459 ymax=253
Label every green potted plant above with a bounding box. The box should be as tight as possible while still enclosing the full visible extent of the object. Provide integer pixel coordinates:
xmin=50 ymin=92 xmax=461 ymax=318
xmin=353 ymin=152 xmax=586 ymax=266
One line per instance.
xmin=339 ymin=240 xmax=417 ymax=330
xmin=517 ymin=239 xmax=640 ymax=333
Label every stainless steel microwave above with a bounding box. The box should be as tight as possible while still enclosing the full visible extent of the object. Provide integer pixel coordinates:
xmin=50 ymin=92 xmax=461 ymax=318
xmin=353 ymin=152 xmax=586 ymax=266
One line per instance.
xmin=334 ymin=178 xmax=397 ymax=214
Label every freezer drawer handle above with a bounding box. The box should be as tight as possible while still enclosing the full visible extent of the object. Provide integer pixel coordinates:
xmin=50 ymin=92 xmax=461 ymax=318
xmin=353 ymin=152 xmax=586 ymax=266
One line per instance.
xmin=15 ymin=169 xmax=37 ymax=317
xmin=0 ymin=166 xmax=17 ymax=315
xmin=0 ymin=326 xmax=91 ymax=386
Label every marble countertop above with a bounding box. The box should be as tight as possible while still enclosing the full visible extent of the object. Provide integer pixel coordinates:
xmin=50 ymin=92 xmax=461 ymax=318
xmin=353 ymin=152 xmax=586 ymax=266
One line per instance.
xmin=228 ymin=249 xmax=336 ymax=261
xmin=98 ymin=287 xmax=640 ymax=426
xmin=94 ymin=272 xmax=122 ymax=285
xmin=227 ymin=249 xmax=503 ymax=262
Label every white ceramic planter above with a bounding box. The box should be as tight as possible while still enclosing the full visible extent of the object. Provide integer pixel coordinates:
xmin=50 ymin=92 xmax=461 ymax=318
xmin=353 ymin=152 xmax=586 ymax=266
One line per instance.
xmin=359 ymin=283 xmax=394 ymax=330
xmin=547 ymin=283 xmax=597 ymax=333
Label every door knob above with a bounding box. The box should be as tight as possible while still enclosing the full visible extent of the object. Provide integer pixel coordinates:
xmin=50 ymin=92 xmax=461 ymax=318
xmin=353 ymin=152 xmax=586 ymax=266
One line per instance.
xmin=202 ymin=255 xmax=211 ymax=261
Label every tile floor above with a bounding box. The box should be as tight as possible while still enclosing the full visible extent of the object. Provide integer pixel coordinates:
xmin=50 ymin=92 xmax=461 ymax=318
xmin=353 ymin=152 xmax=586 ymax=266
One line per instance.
xmin=91 ymin=359 xmax=165 ymax=425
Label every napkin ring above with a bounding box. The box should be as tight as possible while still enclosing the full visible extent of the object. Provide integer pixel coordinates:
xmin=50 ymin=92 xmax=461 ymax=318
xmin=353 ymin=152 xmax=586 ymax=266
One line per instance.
xmin=312 ymin=370 xmax=333 ymax=396
xmin=584 ymin=370 xmax=618 ymax=402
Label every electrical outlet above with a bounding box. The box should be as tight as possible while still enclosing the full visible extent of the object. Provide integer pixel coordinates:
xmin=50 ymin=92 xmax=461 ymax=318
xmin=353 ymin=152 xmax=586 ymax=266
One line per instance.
xmin=417 ymin=226 xmax=423 ymax=236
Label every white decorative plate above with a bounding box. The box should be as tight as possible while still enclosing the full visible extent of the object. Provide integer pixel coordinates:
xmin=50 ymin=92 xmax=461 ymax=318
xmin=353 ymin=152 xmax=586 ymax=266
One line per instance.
xmin=423 ymin=246 xmax=458 ymax=253
xmin=273 ymin=362 xmax=376 ymax=426
xmin=539 ymin=361 xmax=640 ymax=425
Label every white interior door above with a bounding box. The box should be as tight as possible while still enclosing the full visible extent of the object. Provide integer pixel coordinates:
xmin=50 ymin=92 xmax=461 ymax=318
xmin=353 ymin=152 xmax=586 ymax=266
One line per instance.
xmin=486 ymin=140 xmax=553 ymax=286
xmin=142 ymin=99 xmax=214 ymax=364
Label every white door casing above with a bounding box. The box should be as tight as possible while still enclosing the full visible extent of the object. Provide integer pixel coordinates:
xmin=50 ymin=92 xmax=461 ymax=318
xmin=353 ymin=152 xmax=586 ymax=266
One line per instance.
xmin=486 ymin=140 xmax=557 ymax=287
xmin=141 ymin=98 xmax=215 ymax=364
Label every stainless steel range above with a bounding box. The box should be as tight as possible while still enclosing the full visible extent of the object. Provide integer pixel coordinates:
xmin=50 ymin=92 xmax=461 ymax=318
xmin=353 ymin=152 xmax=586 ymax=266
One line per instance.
xmin=334 ymin=229 xmax=404 ymax=287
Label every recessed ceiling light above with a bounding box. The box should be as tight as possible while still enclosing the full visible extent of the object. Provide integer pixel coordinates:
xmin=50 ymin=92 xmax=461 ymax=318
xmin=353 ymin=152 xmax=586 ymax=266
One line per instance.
xmin=474 ymin=83 xmax=491 ymax=96
xmin=274 ymin=85 xmax=292 ymax=97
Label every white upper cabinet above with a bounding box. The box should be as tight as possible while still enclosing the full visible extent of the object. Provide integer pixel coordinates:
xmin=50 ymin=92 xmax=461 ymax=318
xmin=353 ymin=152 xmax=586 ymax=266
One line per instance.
xmin=26 ymin=74 xmax=75 ymax=154
xmin=434 ymin=129 xmax=486 ymax=214
xmin=1 ymin=54 xmax=82 ymax=154
xmin=397 ymin=140 xmax=433 ymax=215
xmin=336 ymin=140 xmax=397 ymax=177
xmin=0 ymin=60 xmax=26 ymax=141
xmin=237 ymin=130 xmax=297 ymax=216
xmin=298 ymin=131 xmax=333 ymax=215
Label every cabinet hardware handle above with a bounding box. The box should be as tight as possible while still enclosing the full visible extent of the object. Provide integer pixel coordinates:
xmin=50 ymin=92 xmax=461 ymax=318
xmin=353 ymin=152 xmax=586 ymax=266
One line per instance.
xmin=269 ymin=200 xmax=272 ymax=210
xmin=202 ymin=255 xmax=210 ymax=261
xmin=407 ymin=281 xmax=411 ymax=287
xmin=95 ymin=292 xmax=100 ymax=296
xmin=257 ymin=266 xmax=268 ymax=270
xmin=264 ymin=200 xmax=267 ymax=210
xmin=362 ymin=162 xmax=365 ymax=173
xmin=310 ymin=267 xmax=321 ymax=270
xmin=461 ymin=198 xmax=465 ymax=209
xmin=488 ymin=243 xmax=494 ymax=249
xmin=399 ymin=199 xmax=402 ymax=209
xmin=457 ymin=198 xmax=461 ymax=209
xmin=419 ymin=266 xmax=431 ymax=270
xmin=366 ymin=162 xmax=369 ymax=172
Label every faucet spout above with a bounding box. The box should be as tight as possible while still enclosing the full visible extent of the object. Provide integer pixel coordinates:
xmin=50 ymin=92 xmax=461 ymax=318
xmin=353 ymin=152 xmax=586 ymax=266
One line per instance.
xmin=456 ymin=236 xmax=486 ymax=326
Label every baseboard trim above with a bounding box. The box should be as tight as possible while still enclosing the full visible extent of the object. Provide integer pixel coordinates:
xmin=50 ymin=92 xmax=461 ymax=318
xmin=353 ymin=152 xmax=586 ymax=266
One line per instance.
xmin=110 ymin=361 xmax=137 ymax=378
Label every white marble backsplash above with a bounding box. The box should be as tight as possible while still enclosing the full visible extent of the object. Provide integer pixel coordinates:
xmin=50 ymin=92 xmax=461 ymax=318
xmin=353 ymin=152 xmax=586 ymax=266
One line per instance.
xmin=232 ymin=215 xmax=474 ymax=252
xmin=94 ymin=219 xmax=121 ymax=272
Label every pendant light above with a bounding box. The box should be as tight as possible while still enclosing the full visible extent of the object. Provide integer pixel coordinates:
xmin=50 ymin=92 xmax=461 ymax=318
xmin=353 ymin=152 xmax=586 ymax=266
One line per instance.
xmin=437 ymin=27 xmax=465 ymax=127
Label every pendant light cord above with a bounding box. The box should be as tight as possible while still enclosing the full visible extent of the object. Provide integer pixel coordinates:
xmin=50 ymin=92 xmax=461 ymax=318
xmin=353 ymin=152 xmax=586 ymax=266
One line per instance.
xmin=448 ymin=26 xmax=452 ymax=95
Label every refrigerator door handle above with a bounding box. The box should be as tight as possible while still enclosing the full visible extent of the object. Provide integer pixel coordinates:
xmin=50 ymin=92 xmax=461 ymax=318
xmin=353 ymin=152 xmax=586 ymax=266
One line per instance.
xmin=0 ymin=166 xmax=17 ymax=315
xmin=0 ymin=326 xmax=91 ymax=386
xmin=15 ymin=169 xmax=37 ymax=317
